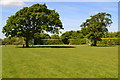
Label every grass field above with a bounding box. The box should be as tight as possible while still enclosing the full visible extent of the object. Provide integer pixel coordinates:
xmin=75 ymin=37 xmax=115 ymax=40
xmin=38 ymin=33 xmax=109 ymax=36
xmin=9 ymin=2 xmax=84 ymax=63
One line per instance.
xmin=2 ymin=45 xmax=118 ymax=78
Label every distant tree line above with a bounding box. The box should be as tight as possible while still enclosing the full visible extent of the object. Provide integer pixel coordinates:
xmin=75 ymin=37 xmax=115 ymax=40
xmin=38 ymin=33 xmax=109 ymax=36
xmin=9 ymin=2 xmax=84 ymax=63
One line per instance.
xmin=1 ymin=31 xmax=120 ymax=45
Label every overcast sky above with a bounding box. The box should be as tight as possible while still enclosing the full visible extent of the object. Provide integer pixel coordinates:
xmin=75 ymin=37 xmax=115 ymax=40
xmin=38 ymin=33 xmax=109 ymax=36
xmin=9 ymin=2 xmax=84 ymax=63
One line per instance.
xmin=0 ymin=0 xmax=119 ymax=39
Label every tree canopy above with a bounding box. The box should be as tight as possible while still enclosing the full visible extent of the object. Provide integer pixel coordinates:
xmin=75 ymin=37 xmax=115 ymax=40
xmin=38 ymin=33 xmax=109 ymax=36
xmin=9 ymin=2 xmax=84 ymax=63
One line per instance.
xmin=80 ymin=12 xmax=112 ymax=46
xmin=51 ymin=34 xmax=60 ymax=39
xmin=60 ymin=30 xmax=84 ymax=44
xmin=2 ymin=3 xmax=63 ymax=47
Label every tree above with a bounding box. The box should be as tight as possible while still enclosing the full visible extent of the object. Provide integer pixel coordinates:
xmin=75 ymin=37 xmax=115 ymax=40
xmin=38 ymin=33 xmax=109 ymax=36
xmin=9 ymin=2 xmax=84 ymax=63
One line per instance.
xmin=60 ymin=31 xmax=73 ymax=44
xmin=80 ymin=12 xmax=112 ymax=46
xmin=71 ymin=30 xmax=84 ymax=39
xmin=2 ymin=3 xmax=63 ymax=47
xmin=51 ymin=34 xmax=60 ymax=39
xmin=60 ymin=30 xmax=84 ymax=44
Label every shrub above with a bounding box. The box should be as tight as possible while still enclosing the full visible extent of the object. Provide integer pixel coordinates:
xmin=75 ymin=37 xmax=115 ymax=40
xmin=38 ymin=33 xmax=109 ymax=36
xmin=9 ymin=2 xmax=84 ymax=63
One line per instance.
xmin=51 ymin=34 xmax=60 ymax=39
xmin=97 ymin=38 xmax=120 ymax=45
xmin=2 ymin=37 xmax=24 ymax=45
xmin=42 ymin=39 xmax=64 ymax=45
xmin=69 ymin=38 xmax=86 ymax=45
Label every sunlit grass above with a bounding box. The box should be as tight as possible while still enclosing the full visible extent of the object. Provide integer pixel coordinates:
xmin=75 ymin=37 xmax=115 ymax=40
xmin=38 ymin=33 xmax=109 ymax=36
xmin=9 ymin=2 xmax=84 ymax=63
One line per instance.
xmin=2 ymin=45 xmax=118 ymax=78
xmin=0 ymin=45 xmax=2 ymax=79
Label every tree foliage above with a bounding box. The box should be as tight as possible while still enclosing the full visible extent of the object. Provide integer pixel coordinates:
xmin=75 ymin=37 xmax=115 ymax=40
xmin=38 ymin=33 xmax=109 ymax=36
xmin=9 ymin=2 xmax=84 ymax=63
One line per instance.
xmin=60 ymin=30 xmax=84 ymax=44
xmin=2 ymin=3 xmax=63 ymax=47
xmin=80 ymin=12 xmax=112 ymax=46
xmin=51 ymin=34 xmax=60 ymax=39
xmin=34 ymin=33 xmax=50 ymax=45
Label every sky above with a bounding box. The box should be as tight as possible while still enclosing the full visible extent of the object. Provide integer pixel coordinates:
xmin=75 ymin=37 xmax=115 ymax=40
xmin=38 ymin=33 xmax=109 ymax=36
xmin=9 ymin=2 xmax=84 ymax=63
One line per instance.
xmin=0 ymin=0 xmax=119 ymax=39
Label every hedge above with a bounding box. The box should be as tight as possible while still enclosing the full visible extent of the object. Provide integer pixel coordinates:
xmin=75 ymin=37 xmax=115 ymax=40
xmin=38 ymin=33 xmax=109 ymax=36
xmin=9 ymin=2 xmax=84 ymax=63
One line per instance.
xmin=69 ymin=38 xmax=120 ymax=45
xmin=98 ymin=38 xmax=120 ymax=45
xmin=69 ymin=38 xmax=86 ymax=45
xmin=42 ymin=39 xmax=64 ymax=45
xmin=1 ymin=38 xmax=120 ymax=45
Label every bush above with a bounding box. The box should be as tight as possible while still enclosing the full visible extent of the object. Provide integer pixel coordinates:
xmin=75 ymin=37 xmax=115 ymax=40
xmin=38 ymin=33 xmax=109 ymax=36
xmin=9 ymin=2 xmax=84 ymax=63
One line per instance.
xmin=42 ymin=39 xmax=64 ymax=45
xmin=97 ymin=38 xmax=120 ymax=45
xmin=2 ymin=38 xmax=11 ymax=45
xmin=2 ymin=37 xmax=24 ymax=45
xmin=69 ymin=38 xmax=86 ymax=45
xmin=51 ymin=34 xmax=60 ymax=39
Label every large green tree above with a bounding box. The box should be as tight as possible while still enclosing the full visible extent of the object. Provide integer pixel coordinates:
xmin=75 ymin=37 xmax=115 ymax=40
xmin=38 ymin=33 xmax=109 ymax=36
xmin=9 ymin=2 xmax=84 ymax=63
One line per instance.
xmin=80 ymin=12 xmax=112 ymax=46
xmin=2 ymin=3 xmax=63 ymax=47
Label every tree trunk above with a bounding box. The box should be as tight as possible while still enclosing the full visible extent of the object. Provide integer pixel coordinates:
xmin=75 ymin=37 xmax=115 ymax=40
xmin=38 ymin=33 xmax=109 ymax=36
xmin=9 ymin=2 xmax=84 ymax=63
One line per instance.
xmin=25 ymin=39 xmax=29 ymax=47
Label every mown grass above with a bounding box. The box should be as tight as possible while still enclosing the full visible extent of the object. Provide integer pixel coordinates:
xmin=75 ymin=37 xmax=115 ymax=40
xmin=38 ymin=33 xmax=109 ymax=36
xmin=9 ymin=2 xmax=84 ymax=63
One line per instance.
xmin=2 ymin=45 xmax=118 ymax=78
xmin=0 ymin=46 xmax=2 ymax=79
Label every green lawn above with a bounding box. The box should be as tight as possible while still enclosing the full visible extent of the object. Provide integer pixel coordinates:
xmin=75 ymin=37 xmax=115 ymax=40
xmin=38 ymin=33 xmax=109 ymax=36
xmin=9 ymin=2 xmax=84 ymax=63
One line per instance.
xmin=2 ymin=45 xmax=118 ymax=78
xmin=0 ymin=46 xmax=2 ymax=79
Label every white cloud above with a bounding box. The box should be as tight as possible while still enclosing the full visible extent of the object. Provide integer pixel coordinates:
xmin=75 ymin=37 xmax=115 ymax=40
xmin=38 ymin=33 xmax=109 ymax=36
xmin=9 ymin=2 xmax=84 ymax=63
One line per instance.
xmin=89 ymin=11 xmax=99 ymax=15
xmin=0 ymin=0 xmax=34 ymax=7
xmin=0 ymin=0 xmax=25 ymax=6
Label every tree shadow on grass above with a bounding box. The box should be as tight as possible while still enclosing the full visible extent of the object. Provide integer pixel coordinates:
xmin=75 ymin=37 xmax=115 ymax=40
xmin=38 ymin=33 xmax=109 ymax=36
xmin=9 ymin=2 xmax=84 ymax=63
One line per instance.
xmin=17 ymin=45 xmax=76 ymax=48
